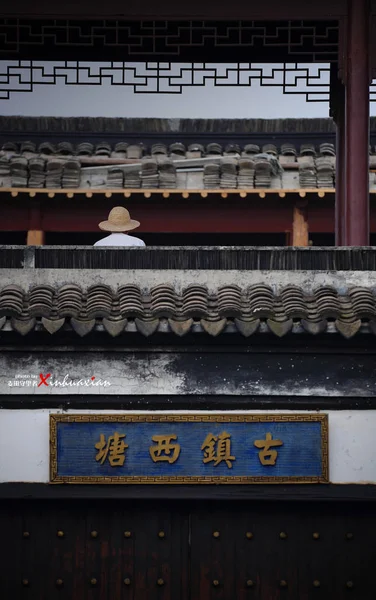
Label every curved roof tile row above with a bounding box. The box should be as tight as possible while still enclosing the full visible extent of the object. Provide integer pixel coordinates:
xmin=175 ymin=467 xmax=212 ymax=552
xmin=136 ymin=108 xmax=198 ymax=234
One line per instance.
xmin=0 ymin=284 xmax=374 ymax=339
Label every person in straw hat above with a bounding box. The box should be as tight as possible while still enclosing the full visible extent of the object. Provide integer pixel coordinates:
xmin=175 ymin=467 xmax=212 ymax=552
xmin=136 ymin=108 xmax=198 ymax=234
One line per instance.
xmin=94 ymin=206 xmax=145 ymax=247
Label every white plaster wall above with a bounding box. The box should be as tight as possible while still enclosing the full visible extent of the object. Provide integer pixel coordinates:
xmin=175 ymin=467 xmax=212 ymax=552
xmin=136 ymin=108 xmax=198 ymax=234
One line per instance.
xmin=0 ymin=409 xmax=375 ymax=484
xmin=1 ymin=268 xmax=376 ymax=295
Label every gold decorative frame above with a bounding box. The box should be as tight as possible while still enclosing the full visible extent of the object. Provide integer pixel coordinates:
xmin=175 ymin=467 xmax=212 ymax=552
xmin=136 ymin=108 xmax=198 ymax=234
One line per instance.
xmin=50 ymin=414 xmax=329 ymax=485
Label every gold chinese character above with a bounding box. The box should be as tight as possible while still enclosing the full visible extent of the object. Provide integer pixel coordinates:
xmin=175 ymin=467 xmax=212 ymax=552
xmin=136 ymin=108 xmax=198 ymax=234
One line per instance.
xmin=149 ymin=435 xmax=181 ymax=463
xmin=201 ymin=431 xmax=235 ymax=469
xmin=254 ymin=432 xmax=283 ymax=466
xmin=95 ymin=432 xmax=128 ymax=467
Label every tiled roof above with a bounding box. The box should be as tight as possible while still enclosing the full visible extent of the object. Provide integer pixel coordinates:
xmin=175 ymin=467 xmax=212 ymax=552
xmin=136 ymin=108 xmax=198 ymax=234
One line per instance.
xmin=0 ymin=283 xmax=375 ymax=338
xmin=3 ymin=117 xmax=376 ymax=191
xmin=1 ymin=139 xmax=337 ymax=158
xmin=0 ymin=116 xmax=341 ymax=135
xmin=0 ymin=141 xmax=346 ymax=190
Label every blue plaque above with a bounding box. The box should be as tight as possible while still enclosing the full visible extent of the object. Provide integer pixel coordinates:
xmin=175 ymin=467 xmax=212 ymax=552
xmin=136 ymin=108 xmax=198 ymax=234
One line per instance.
xmin=50 ymin=414 xmax=328 ymax=484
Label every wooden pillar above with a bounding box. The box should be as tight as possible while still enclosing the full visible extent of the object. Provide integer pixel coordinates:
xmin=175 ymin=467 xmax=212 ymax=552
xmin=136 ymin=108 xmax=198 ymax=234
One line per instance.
xmin=292 ymin=201 xmax=309 ymax=247
xmin=330 ymin=62 xmax=346 ymax=246
xmin=27 ymin=230 xmax=45 ymax=245
xmin=27 ymin=201 xmax=45 ymax=246
xmin=345 ymin=0 xmax=370 ymax=246
xmin=335 ymin=98 xmax=346 ymax=246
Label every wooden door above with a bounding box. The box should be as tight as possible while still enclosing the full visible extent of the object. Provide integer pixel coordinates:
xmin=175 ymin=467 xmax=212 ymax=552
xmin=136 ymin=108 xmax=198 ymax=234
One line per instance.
xmin=190 ymin=500 xmax=376 ymax=600
xmin=0 ymin=499 xmax=189 ymax=600
xmin=0 ymin=498 xmax=375 ymax=599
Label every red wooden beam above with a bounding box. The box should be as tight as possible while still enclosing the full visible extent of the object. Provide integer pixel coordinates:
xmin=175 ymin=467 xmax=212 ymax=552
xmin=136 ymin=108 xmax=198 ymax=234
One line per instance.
xmin=0 ymin=197 xmax=296 ymax=233
xmin=39 ymin=200 xmax=295 ymax=233
xmin=1 ymin=196 xmax=376 ymax=236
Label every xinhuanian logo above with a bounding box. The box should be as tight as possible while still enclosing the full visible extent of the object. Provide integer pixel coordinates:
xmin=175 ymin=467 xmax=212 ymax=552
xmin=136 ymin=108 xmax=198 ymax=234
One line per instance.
xmin=37 ymin=374 xmax=111 ymax=388
xmin=7 ymin=373 xmax=111 ymax=388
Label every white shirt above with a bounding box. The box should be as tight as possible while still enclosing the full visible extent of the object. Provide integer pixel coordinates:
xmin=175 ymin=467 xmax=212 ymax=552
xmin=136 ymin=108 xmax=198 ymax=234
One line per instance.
xmin=94 ymin=233 xmax=145 ymax=247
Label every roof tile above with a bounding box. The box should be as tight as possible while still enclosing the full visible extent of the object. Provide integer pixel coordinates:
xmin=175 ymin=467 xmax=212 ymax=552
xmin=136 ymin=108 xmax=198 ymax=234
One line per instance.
xmin=0 ymin=283 xmax=376 ymax=337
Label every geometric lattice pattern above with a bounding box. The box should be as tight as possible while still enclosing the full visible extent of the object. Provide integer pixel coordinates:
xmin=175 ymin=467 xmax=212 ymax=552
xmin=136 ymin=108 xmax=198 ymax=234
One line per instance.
xmin=369 ymin=82 xmax=376 ymax=102
xmin=0 ymin=19 xmax=339 ymax=62
xmin=0 ymin=61 xmax=331 ymax=101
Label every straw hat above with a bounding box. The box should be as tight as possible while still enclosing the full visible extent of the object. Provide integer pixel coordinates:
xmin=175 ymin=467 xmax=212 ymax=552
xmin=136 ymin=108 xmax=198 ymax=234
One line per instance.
xmin=98 ymin=206 xmax=140 ymax=232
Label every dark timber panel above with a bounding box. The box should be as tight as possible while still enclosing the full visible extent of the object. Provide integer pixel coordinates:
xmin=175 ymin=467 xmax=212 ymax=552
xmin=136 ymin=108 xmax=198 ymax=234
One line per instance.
xmin=2 ymin=245 xmax=376 ymax=270
xmin=0 ymin=499 xmax=375 ymax=599
xmin=0 ymin=0 xmax=347 ymax=20
xmin=1 ymin=483 xmax=376 ymax=501
xmin=0 ymin=483 xmax=376 ymax=502
xmin=3 ymin=394 xmax=376 ymax=411
xmin=32 ymin=245 xmax=376 ymax=270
